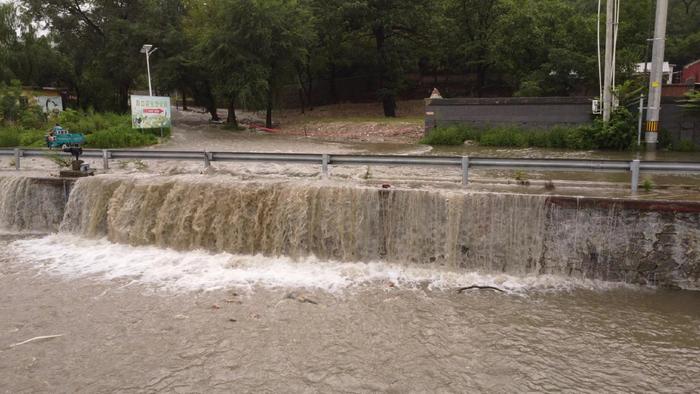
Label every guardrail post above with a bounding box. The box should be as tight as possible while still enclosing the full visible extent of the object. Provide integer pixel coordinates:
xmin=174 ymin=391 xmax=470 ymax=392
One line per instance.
xmin=630 ymin=159 xmax=640 ymax=193
xmin=461 ymin=156 xmax=470 ymax=186
xmin=204 ymin=151 xmax=210 ymax=167
xmin=102 ymin=149 xmax=110 ymax=170
xmin=14 ymin=148 xmax=20 ymax=170
xmin=321 ymin=154 xmax=329 ymax=179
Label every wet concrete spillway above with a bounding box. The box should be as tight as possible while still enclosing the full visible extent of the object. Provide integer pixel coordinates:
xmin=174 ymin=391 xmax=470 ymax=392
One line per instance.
xmin=2 ymin=174 xmax=698 ymax=289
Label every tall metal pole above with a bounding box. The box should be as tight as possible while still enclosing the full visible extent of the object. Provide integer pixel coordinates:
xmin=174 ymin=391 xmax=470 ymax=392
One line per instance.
xmin=602 ymin=0 xmax=615 ymax=122
xmin=146 ymin=50 xmax=153 ymax=97
xmin=645 ymin=0 xmax=669 ymax=149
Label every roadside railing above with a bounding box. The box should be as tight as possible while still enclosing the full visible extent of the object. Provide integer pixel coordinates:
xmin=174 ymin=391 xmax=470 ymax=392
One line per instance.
xmin=2 ymin=147 xmax=700 ymax=192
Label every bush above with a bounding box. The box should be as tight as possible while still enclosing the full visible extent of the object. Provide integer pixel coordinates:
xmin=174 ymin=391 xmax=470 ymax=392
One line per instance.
xmin=0 ymin=127 xmax=20 ymax=147
xmin=479 ymin=127 xmax=530 ymax=147
xmin=419 ymin=125 xmax=475 ymax=145
xmin=590 ymin=108 xmax=637 ymax=150
xmin=19 ymin=129 xmax=46 ymax=147
xmin=421 ymin=124 xmax=598 ymax=150
xmin=671 ymin=140 xmax=698 ymax=152
xmin=19 ymin=106 xmax=47 ymax=129
xmin=85 ymin=126 xmax=158 ymax=148
xmin=57 ymin=109 xmax=132 ymax=134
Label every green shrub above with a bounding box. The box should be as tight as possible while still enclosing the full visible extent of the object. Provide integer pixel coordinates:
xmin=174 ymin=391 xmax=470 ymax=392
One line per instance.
xmin=85 ymin=126 xmax=158 ymax=148
xmin=18 ymin=106 xmax=47 ymax=129
xmin=0 ymin=127 xmax=20 ymax=147
xmin=57 ymin=109 xmax=131 ymax=134
xmin=420 ymin=125 xmax=475 ymax=145
xmin=671 ymin=140 xmax=698 ymax=152
xmin=19 ymin=129 xmax=46 ymax=147
xmin=422 ymin=124 xmax=599 ymax=150
xmin=590 ymin=108 xmax=637 ymax=150
xmin=479 ymin=127 xmax=529 ymax=147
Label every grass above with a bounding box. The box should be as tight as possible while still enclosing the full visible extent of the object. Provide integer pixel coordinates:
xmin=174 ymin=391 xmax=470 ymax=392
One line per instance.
xmin=47 ymin=152 xmax=72 ymax=168
xmin=421 ymin=124 xmax=596 ymax=150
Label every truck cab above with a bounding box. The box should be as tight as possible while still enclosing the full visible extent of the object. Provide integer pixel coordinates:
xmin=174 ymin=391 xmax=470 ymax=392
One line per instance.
xmin=46 ymin=126 xmax=86 ymax=149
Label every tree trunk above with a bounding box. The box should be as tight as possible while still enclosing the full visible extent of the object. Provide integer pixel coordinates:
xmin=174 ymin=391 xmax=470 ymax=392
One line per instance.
xmin=118 ymin=81 xmax=130 ymax=113
xmin=475 ymin=64 xmax=487 ymax=98
xmin=382 ymin=95 xmax=396 ymax=117
xmin=329 ymin=62 xmax=338 ymax=104
xmin=298 ymin=88 xmax=305 ymax=114
xmin=305 ymin=57 xmax=313 ymax=110
xmin=227 ymin=97 xmax=238 ymax=128
xmin=181 ymin=89 xmax=188 ymax=111
xmin=266 ymin=84 xmax=273 ymax=129
xmin=204 ymin=81 xmax=220 ymax=121
xmin=374 ymin=24 xmax=396 ymax=117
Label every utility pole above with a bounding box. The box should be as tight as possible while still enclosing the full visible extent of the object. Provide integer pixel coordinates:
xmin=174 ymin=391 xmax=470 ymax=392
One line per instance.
xmin=602 ymin=0 xmax=615 ymax=122
xmin=645 ymin=0 xmax=669 ymax=149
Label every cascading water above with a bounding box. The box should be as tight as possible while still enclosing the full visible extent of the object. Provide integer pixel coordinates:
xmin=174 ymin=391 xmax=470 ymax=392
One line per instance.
xmin=2 ymin=174 xmax=698 ymax=289
xmin=59 ymin=176 xmax=549 ymax=275
xmin=0 ymin=176 xmax=68 ymax=232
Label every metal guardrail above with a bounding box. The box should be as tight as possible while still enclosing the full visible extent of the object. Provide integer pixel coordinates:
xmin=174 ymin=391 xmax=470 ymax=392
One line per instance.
xmin=2 ymin=147 xmax=700 ymax=192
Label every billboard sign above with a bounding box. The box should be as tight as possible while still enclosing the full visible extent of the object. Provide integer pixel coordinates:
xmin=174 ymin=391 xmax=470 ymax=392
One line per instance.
xmin=35 ymin=96 xmax=63 ymax=113
xmin=131 ymin=95 xmax=171 ymax=129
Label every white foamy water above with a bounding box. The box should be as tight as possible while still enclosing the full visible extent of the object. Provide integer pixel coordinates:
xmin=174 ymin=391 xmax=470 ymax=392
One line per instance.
xmin=8 ymin=234 xmax=629 ymax=293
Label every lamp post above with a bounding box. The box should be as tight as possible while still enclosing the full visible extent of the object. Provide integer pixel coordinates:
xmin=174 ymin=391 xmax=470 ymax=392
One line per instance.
xmin=140 ymin=44 xmax=158 ymax=96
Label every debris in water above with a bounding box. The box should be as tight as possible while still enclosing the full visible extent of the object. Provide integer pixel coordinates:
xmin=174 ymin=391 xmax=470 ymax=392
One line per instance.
xmin=457 ymin=285 xmax=505 ymax=293
xmin=9 ymin=334 xmax=64 ymax=348
xmin=228 ymin=318 xmax=237 ymax=323
xmin=381 ymin=184 xmax=391 ymax=189
xmin=211 ymin=304 xmax=221 ymax=310
xmin=284 ymin=291 xmax=319 ymax=305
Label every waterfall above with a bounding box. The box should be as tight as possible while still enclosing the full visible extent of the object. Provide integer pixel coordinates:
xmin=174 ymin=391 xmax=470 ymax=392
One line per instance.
xmin=0 ymin=176 xmax=68 ymax=232
xmin=59 ymin=176 xmax=549 ymax=274
xmin=3 ymin=174 xmax=698 ymax=288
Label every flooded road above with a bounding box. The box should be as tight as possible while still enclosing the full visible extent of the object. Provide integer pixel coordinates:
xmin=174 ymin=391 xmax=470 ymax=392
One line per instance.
xmin=1 ymin=233 xmax=699 ymax=393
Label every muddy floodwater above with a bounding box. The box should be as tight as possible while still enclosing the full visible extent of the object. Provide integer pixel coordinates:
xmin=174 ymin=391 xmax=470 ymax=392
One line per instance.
xmin=1 ymin=233 xmax=699 ymax=393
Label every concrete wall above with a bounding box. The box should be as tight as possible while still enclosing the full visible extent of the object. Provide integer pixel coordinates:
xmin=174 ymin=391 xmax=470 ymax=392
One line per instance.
xmin=425 ymin=96 xmax=700 ymax=145
xmin=545 ymin=196 xmax=700 ymax=290
xmin=425 ymin=97 xmax=593 ymax=130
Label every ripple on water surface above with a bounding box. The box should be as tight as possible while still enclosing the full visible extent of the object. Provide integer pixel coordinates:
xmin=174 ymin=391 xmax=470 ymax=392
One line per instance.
xmin=2 ymin=233 xmax=699 ymax=393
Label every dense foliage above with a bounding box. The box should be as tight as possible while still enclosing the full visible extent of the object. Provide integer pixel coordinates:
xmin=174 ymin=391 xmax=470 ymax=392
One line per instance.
xmin=1 ymin=0 xmax=698 ymax=124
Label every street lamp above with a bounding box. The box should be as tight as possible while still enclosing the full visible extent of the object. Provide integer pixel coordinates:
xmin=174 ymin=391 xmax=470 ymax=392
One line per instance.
xmin=140 ymin=44 xmax=158 ymax=96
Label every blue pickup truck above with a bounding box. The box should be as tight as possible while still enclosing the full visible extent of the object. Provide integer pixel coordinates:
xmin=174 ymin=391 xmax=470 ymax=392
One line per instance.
xmin=46 ymin=126 xmax=86 ymax=149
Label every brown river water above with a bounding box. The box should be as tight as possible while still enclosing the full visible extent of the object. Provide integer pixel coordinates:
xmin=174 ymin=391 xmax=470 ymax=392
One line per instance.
xmin=1 ymin=231 xmax=699 ymax=393
xmin=1 ymin=172 xmax=699 ymax=392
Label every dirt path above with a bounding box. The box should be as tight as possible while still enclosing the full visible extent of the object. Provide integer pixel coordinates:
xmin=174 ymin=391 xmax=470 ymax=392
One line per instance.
xmin=159 ymin=108 xmax=428 ymax=155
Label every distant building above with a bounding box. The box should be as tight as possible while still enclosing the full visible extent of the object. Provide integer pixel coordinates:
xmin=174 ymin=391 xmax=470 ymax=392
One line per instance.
xmin=682 ymin=59 xmax=700 ymax=85
xmin=635 ymin=62 xmax=675 ymax=84
xmin=21 ymin=86 xmax=68 ymax=113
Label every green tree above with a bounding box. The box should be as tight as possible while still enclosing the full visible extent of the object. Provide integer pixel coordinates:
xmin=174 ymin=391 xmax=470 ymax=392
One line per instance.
xmin=339 ymin=0 xmax=433 ymax=117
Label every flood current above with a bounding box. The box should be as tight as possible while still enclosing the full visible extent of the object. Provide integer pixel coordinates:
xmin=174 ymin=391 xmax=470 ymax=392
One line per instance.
xmin=0 ymin=174 xmax=699 ymax=392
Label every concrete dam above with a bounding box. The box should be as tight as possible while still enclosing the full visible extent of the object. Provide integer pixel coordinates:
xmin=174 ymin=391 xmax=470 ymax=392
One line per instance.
xmin=1 ymin=174 xmax=698 ymax=290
